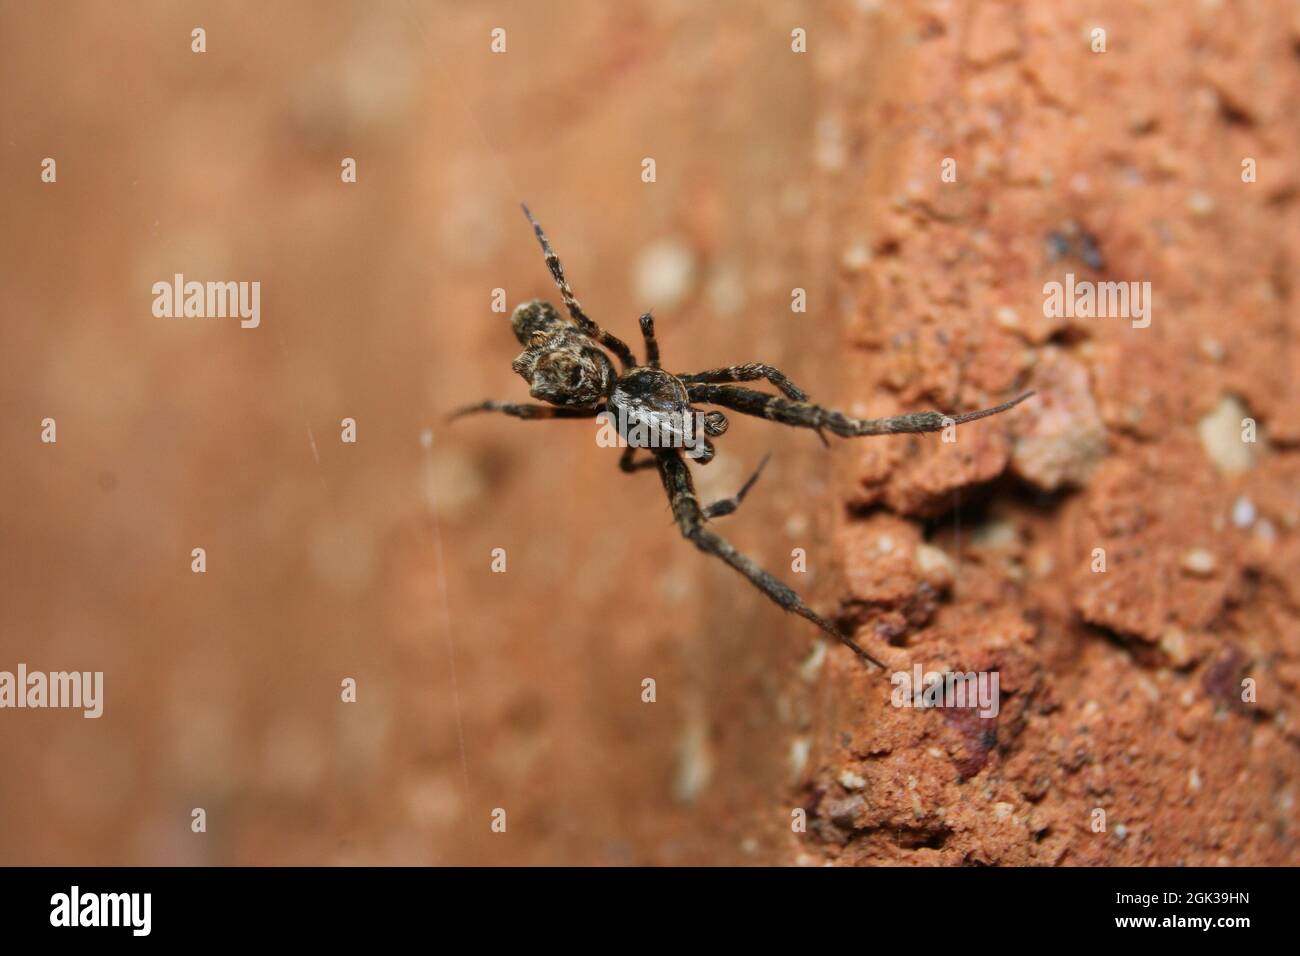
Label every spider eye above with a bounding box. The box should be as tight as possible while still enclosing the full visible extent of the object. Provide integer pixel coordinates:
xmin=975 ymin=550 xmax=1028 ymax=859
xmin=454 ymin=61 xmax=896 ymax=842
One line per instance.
xmin=568 ymin=367 xmax=583 ymax=387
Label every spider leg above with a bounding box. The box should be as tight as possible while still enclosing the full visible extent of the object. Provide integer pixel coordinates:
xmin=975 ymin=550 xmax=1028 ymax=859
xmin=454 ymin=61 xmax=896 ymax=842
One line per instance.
xmin=638 ymin=312 xmax=660 ymax=368
xmin=676 ymin=363 xmax=809 ymax=400
xmin=449 ymin=401 xmax=603 ymax=422
xmin=655 ymin=449 xmax=885 ymax=669
xmin=702 ymin=454 xmax=770 ymax=519
xmin=619 ymin=446 xmax=659 ymax=472
xmin=684 ymin=436 xmax=716 ymax=464
xmin=684 ymin=385 xmax=1034 ymax=437
xmin=691 ymin=407 xmax=728 ymax=436
xmin=520 ymin=204 xmax=638 ymax=370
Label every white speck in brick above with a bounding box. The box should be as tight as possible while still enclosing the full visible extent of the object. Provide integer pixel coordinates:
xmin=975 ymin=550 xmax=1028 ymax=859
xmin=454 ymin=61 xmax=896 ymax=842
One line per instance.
xmin=1255 ymin=519 xmax=1277 ymax=545
xmin=1187 ymin=191 xmax=1216 ymax=216
xmin=841 ymin=243 xmax=870 ymax=273
xmin=1181 ymin=548 xmax=1216 ymax=576
xmin=1231 ymin=496 xmax=1256 ymax=529
xmin=788 ymin=736 xmax=811 ymax=784
xmin=799 ymin=641 xmax=827 ymax=684
xmin=838 ymin=770 xmax=867 ymax=791
xmin=1199 ymin=394 xmax=1258 ymax=475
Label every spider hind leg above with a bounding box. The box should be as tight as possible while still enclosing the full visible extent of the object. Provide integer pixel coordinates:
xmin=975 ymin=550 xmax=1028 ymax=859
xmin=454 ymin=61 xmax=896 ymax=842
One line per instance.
xmin=619 ymin=447 xmax=659 ymax=472
xmin=702 ymin=454 xmax=769 ymax=519
xmin=655 ymin=449 xmax=885 ymax=669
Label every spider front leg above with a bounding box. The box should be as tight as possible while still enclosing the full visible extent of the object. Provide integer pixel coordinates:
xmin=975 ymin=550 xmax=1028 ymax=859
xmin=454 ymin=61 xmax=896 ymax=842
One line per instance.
xmin=449 ymin=401 xmax=603 ymax=422
xmin=654 ymin=448 xmax=885 ymax=669
xmin=520 ymin=204 xmax=638 ymax=369
xmin=677 ymin=363 xmax=809 ymax=400
xmin=684 ymin=385 xmax=1034 ymax=437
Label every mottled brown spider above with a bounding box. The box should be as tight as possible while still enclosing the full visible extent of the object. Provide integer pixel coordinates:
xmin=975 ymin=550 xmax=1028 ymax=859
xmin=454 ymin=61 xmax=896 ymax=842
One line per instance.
xmin=452 ymin=205 xmax=1034 ymax=670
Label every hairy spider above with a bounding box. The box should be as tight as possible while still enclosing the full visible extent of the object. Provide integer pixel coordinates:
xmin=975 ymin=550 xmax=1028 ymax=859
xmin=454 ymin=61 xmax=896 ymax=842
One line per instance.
xmin=452 ymin=205 xmax=1034 ymax=670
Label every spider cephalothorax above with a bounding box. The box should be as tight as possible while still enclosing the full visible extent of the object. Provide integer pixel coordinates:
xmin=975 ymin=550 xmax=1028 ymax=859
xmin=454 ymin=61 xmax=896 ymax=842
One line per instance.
xmin=508 ymin=300 xmax=616 ymax=407
xmin=511 ymin=324 xmax=615 ymax=408
xmin=453 ymin=205 xmax=1034 ymax=671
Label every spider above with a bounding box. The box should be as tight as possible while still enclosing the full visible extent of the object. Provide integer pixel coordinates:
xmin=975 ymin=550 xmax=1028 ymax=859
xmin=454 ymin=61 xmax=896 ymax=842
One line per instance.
xmin=452 ymin=205 xmax=1034 ymax=671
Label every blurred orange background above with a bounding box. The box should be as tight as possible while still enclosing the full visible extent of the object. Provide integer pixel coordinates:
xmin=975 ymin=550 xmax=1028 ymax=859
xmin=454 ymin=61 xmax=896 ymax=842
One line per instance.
xmin=1 ymin=1 xmax=841 ymax=864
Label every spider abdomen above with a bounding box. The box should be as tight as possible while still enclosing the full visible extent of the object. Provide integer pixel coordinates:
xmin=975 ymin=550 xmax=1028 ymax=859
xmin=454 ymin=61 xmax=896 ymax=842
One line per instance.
xmin=608 ymin=367 xmax=699 ymax=451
